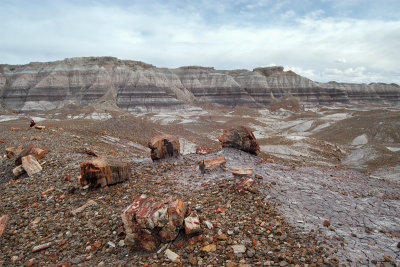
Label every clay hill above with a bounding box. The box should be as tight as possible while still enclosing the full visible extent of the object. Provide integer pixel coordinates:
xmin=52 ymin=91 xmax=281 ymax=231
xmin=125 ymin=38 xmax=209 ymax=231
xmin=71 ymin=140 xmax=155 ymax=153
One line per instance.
xmin=1 ymin=56 xmax=399 ymax=112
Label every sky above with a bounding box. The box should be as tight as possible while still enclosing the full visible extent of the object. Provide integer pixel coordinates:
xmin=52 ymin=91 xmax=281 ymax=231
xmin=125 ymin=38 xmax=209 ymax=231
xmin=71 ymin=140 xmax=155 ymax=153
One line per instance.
xmin=0 ymin=0 xmax=399 ymax=84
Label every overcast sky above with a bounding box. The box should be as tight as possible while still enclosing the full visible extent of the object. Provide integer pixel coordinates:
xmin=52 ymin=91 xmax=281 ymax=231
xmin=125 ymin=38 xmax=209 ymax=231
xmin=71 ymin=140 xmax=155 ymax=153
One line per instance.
xmin=1 ymin=0 xmax=399 ymax=83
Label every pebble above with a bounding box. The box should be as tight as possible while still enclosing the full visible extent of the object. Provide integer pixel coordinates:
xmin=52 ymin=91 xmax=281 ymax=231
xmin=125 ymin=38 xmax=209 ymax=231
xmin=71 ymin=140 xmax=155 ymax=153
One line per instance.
xmin=65 ymin=231 xmax=72 ymax=238
xmin=232 ymin=245 xmax=246 ymax=254
xmin=246 ymin=248 xmax=255 ymax=258
xmin=118 ymin=240 xmax=125 ymax=247
xmin=204 ymin=220 xmax=213 ymax=229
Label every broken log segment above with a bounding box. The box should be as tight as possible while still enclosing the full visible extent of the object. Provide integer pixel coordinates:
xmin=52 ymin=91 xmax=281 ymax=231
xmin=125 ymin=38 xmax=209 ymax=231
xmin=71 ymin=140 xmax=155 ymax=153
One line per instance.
xmin=199 ymin=156 xmax=226 ymax=173
xmin=80 ymin=158 xmax=131 ymax=188
xmin=21 ymin=155 xmax=42 ymax=177
xmin=148 ymin=134 xmax=180 ymax=160
xmin=235 ymin=178 xmax=255 ymax=194
xmin=232 ymin=168 xmax=253 ymax=177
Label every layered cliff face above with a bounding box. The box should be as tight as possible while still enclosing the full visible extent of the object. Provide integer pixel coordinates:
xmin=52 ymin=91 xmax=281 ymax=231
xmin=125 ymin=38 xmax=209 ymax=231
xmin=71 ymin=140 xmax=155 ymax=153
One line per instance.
xmin=0 ymin=57 xmax=399 ymax=112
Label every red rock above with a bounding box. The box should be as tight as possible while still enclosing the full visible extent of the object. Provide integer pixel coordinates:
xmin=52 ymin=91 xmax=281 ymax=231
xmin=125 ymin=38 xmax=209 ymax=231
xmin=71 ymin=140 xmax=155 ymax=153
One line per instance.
xmin=0 ymin=140 xmax=4 ymax=144
xmin=235 ymin=178 xmax=255 ymax=194
xmin=323 ymin=220 xmax=331 ymax=227
xmin=80 ymin=158 xmax=131 ymax=188
xmin=34 ymin=125 xmax=45 ymax=130
xmin=10 ymin=127 xmax=20 ymax=131
xmin=199 ymin=156 xmax=226 ymax=172
xmin=0 ymin=214 xmax=9 ymax=238
xmin=148 ymin=134 xmax=180 ymax=160
xmin=91 ymin=241 xmax=102 ymax=250
xmin=29 ymin=136 xmax=41 ymax=141
xmin=188 ymin=234 xmax=203 ymax=245
xmin=21 ymin=155 xmax=42 ymax=176
xmin=232 ymin=168 xmax=253 ymax=177
xmin=218 ymin=126 xmax=260 ymax=154
xmin=121 ymin=195 xmax=187 ymax=251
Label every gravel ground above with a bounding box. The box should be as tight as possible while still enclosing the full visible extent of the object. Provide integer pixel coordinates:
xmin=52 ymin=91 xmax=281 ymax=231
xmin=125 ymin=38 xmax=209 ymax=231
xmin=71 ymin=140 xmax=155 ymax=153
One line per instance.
xmin=0 ymin=115 xmax=399 ymax=266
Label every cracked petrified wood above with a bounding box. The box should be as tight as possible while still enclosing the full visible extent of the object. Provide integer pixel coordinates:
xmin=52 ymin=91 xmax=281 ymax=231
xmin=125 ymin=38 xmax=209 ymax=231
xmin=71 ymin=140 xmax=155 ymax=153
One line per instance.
xmin=80 ymin=158 xmax=131 ymax=188
xmin=148 ymin=134 xmax=180 ymax=160
xmin=21 ymin=155 xmax=42 ymax=177
xmin=218 ymin=126 xmax=260 ymax=154
xmin=14 ymin=144 xmax=49 ymax=166
xmin=199 ymin=156 xmax=226 ymax=173
xmin=121 ymin=195 xmax=187 ymax=252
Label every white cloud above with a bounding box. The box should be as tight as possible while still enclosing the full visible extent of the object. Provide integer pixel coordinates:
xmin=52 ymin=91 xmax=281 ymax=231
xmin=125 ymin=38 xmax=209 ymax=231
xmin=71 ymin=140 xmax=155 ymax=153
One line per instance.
xmin=0 ymin=1 xmax=399 ymax=84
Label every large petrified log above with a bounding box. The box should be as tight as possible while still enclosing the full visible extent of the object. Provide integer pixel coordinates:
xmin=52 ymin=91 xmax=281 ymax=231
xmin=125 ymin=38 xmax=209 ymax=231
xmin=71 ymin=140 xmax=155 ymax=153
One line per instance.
xmin=121 ymin=195 xmax=187 ymax=252
xmin=218 ymin=126 xmax=260 ymax=154
xmin=148 ymin=134 xmax=180 ymax=160
xmin=80 ymin=158 xmax=131 ymax=188
xmin=199 ymin=156 xmax=226 ymax=172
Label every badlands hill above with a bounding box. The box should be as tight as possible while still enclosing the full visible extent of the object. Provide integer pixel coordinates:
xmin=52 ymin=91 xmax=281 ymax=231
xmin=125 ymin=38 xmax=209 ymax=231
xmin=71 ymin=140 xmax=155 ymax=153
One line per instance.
xmin=0 ymin=56 xmax=399 ymax=112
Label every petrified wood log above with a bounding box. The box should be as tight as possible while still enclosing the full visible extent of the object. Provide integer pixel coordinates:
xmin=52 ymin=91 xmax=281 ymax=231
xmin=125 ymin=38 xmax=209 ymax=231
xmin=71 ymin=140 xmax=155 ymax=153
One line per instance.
xmin=21 ymin=155 xmax=42 ymax=176
xmin=235 ymin=178 xmax=255 ymax=194
xmin=121 ymin=195 xmax=187 ymax=252
xmin=199 ymin=156 xmax=226 ymax=173
xmin=80 ymin=158 xmax=131 ymax=188
xmin=14 ymin=144 xmax=49 ymax=166
xmin=232 ymin=168 xmax=253 ymax=177
xmin=218 ymin=126 xmax=260 ymax=154
xmin=148 ymin=134 xmax=180 ymax=160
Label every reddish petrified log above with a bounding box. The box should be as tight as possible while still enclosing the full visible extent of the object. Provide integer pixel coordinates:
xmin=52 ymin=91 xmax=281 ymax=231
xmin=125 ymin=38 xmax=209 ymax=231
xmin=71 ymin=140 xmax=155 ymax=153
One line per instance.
xmin=6 ymin=146 xmax=23 ymax=159
xmin=121 ymin=195 xmax=187 ymax=252
xmin=199 ymin=156 xmax=226 ymax=172
xmin=80 ymin=158 xmax=131 ymax=188
xmin=218 ymin=126 xmax=260 ymax=154
xmin=148 ymin=134 xmax=180 ymax=160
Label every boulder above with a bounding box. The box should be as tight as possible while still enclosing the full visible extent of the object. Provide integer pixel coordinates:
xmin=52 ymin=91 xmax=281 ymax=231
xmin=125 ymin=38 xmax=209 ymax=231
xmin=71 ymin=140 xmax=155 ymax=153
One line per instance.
xmin=121 ymin=195 xmax=187 ymax=252
xmin=80 ymin=158 xmax=131 ymax=188
xmin=148 ymin=134 xmax=180 ymax=160
xmin=218 ymin=126 xmax=260 ymax=154
xmin=199 ymin=156 xmax=226 ymax=172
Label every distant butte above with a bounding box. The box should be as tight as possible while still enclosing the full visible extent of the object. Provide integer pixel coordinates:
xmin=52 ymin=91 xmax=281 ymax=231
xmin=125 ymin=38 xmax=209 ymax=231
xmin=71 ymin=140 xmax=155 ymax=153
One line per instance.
xmin=0 ymin=57 xmax=399 ymax=112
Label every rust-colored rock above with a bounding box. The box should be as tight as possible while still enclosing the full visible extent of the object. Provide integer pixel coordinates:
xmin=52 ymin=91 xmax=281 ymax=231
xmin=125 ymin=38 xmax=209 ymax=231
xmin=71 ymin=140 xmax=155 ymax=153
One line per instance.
xmin=21 ymin=155 xmax=42 ymax=176
xmin=0 ymin=214 xmax=8 ymax=238
xmin=199 ymin=156 xmax=226 ymax=172
xmin=121 ymin=195 xmax=187 ymax=252
xmin=80 ymin=158 xmax=131 ymax=188
xmin=148 ymin=134 xmax=180 ymax=160
xmin=218 ymin=126 xmax=260 ymax=154
xmin=232 ymin=168 xmax=253 ymax=177
xmin=235 ymin=178 xmax=255 ymax=194
xmin=196 ymin=147 xmax=211 ymax=155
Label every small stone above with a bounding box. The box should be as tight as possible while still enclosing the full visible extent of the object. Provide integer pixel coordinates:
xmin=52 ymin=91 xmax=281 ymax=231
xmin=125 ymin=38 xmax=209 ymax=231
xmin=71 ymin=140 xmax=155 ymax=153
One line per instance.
xmin=118 ymin=240 xmax=125 ymax=247
xmin=65 ymin=231 xmax=72 ymax=238
xmin=204 ymin=220 xmax=213 ymax=229
xmin=279 ymin=260 xmax=288 ymax=266
xmin=227 ymin=230 xmax=233 ymax=235
xmin=232 ymin=245 xmax=246 ymax=254
xmin=200 ymin=244 xmax=216 ymax=252
xmin=165 ymin=249 xmax=180 ymax=263
xmin=246 ymin=248 xmax=255 ymax=258
xmin=323 ymin=220 xmax=330 ymax=227
xmin=107 ymin=241 xmax=116 ymax=248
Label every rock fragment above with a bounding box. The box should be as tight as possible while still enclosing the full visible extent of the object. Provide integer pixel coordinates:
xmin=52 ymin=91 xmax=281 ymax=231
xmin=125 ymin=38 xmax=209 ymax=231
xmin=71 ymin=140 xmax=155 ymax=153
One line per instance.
xmin=184 ymin=213 xmax=201 ymax=236
xmin=165 ymin=249 xmax=180 ymax=263
xmin=32 ymin=242 xmax=52 ymax=253
xmin=71 ymin=200 xmax=97 ymax=216
xmin=6 ymin=146 xmax=23 ymax=159
xmin=148 ymin=134 xmax=180 ymax=160
xmin=218 ymin=126 xmax=260 ymax=154
xmin=0 ymin=214 xmax=9 ymax=238
xmin=232 ymin=168 xmax=253 ymax=177
xmin=235 ymin=178 xmax=255 ymax=194
xmin=199 ymin=156 xmax=226 ymax=172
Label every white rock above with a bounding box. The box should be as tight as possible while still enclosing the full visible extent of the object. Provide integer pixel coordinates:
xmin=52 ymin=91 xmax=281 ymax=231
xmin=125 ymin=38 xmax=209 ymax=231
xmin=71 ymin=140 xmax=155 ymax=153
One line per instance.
xmin=232 ymin=244 xmax=246 ymax=254
xmin=204 ymin=220 xmax=213 ymax=229
xmin=165 ymin=249 xmax=180 ymax=263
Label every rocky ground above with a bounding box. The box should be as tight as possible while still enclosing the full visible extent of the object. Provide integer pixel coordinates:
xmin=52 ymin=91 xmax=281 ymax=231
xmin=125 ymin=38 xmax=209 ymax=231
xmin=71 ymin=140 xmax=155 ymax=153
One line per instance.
xmin=0 ymin=105 xmax=399 ymax=266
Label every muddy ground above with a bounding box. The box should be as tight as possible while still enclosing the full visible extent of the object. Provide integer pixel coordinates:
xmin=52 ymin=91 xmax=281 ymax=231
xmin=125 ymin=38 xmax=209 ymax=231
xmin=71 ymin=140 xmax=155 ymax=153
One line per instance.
xmin=0 ymin=103 xmax=399 ymax=266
